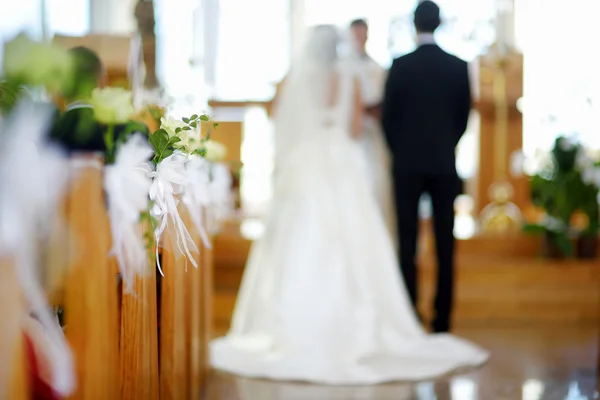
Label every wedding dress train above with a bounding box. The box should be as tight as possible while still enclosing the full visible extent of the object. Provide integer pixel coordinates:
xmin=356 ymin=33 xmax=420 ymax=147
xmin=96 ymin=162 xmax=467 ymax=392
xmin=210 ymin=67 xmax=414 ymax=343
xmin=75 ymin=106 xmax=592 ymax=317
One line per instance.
xmin=210 ymin=26 xmax=488 ymax=385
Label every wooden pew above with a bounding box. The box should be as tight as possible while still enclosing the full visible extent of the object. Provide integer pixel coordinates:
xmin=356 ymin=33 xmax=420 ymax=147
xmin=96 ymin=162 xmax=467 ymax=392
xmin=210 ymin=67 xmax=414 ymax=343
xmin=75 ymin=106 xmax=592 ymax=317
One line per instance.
xmin=63 ymin=157 xmax=120 ymax=399
xmin=36 ymin=156 xmax=214 ymax=399
xmin=120 ymin=220 xmax=159 ymax=400
xmin=0 ymin=258 xmax=29 ymax=400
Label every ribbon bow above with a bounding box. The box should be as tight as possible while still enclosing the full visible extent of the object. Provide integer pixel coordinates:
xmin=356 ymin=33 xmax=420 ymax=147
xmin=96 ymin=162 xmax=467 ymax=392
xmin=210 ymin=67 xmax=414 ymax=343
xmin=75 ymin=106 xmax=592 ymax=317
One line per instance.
xmin=0 ymin=100 xmax=75 ymax=396
xmin=104 ymin=134 xmax=154 ymax=292
xmin=149 ymin=151 xmax=198 ymax=274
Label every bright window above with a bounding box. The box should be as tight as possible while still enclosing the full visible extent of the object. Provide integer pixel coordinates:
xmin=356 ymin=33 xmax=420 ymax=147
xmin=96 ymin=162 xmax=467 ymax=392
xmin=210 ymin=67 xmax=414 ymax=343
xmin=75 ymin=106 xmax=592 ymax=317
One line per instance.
xmin=520 ymin=0 xmax=600 ymax=153
xmin=46 ymin=0 xmax=90 ymax=37
xmin=213 ymin=0 xmax=290 ymax=100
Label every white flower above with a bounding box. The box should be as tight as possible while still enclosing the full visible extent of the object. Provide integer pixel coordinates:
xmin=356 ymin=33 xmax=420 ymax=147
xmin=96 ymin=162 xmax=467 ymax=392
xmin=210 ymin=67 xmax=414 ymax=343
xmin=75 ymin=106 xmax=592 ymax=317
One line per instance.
xmin=159 ymin=116 xmax=187 ymax=139
xmin=543 ymin=216 xmax=566 ymax=233
xmin=522 ymin=149 xmax=552 ymax=176
xmin=181 ymin=130 xmax=203 ymax=153
xmin=582 ymin=165 xmax=600 ymax=188
xmin=3 ymin=33 xmax=73 ymax=92
xmin=203 ymin=140 xmax=227 ymax=162
xmin=90 ymin=87 xmax=135 ymax=125
xmin=575 ymin=148 xmax=593 ymax=170
xmin=557 ymin=137 xmax=575 ymax=151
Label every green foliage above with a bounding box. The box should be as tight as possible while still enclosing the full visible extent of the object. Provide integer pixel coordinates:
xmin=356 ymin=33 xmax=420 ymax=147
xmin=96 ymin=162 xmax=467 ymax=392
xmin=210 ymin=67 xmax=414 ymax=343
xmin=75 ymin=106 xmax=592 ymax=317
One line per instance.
xmin=525 ymin=136 xmax=600 ymax=254
xmin=149 ymin=112 xmax=217 ymax=164
xmin=149 ymin=128 xmax=181 ymax=164
xmin=140 ymin=205 xmax=157 ymax=263
xmin=0 ymin=80 xmax=25 ymax=113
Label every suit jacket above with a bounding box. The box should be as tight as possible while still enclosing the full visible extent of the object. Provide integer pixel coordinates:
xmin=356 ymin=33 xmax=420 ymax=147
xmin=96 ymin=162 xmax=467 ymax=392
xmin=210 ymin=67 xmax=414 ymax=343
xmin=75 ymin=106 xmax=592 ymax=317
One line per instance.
xmin=381 ymin=44 xmax=471 ymax=176
xmin=50 ymin=106 xmax=149 ymax=154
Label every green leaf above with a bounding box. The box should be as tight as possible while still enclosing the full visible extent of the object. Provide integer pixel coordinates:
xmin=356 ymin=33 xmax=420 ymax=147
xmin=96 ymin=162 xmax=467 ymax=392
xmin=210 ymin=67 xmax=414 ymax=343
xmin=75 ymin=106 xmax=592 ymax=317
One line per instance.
xmin=182 ymin=117 xmax=190 ymax=123
xmin=190 ymin=114 xmax=198 ymax=120
xmin=175 ymin=127 xmax=182 ymax=133
xmin=522 ymin=223 xmax=547 ymax=235
xmin=200 ymin=115 xmax=209 ymax=121
xmin=190 ymin=121 xmax=197 ymax=128
xmin=182 ymin=126 xmax=191 ymax=131
xmin=213 ymin=122 xmax=219 ymax=129
xmin=150 ymin=129 xmax=172 ymax=163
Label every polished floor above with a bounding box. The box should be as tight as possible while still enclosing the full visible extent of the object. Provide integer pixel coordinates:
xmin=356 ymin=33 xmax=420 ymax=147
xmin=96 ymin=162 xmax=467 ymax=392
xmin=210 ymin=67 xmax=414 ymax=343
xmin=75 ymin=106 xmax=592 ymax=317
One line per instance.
xmin=204 ymin=327 xmax=598 ymax=400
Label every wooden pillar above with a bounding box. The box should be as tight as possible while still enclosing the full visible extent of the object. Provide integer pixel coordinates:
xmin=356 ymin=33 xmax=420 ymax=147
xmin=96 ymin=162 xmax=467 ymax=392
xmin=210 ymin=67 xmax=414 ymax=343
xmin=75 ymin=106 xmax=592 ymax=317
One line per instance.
xmin=475 ymin=49 xmax=528 ymax=214
xmin=134 ymin=0 xmax=158 ymax=88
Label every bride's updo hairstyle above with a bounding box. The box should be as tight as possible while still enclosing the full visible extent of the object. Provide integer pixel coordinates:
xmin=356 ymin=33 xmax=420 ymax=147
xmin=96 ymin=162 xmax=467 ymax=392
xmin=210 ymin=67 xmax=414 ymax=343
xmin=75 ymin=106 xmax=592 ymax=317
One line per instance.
xmin=303 ymin=24 xmax=339 ymax=67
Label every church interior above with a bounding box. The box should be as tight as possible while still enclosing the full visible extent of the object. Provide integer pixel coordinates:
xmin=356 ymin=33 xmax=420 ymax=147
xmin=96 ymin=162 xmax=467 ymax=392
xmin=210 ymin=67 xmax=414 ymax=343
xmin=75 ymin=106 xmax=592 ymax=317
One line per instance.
xmin=0 ymin=0 xmax=598 ymax=399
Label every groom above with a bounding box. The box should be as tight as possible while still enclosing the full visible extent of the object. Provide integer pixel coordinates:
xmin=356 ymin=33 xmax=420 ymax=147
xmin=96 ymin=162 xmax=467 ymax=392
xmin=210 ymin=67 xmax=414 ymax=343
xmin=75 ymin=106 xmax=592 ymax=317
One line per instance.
xmin=381 ymin=1 xmax=471 ymax=333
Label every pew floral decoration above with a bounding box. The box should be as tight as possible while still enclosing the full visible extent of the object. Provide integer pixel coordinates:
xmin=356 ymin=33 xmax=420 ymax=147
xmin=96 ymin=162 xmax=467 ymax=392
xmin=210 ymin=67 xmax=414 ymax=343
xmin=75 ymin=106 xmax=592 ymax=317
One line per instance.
xmin=104 ymin=134 xmax=154 ymax=292
xmin=147 ymin=113 xmax=218 ymax=273
xmin=0 ymin=101 xmax=75 ymax=397
xmin=82 ymin=86 xmax=157 ymax=290
xmin=0 ymin=33 xmax=74 ymax=114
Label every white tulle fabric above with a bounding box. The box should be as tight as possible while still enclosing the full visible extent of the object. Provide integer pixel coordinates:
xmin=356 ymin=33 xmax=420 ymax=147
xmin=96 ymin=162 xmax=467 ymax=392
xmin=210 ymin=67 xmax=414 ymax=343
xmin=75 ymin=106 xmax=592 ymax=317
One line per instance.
xmin=182 ymin=154 xmax=212 ymax=247
xmin=210 ymin=26 xmax=489 ymax=384
xmin=149 ymin=151 xmax=198 ymax=274
xmin=0 ymin=100 xmax=75 ymax=395
xmin=104 ymin=134 xmax=154 ymax=292
xmin=206 ymin=162 xmax=234 ymax=234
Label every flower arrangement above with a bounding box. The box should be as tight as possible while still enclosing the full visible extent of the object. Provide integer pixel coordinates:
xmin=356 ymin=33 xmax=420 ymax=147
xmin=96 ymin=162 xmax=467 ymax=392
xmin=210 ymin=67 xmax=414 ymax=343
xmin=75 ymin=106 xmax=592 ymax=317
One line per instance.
xmin=513 ymin=137 xmax=600 ymax=257
xmin=1 ymin=34 xmax=74 ymax=113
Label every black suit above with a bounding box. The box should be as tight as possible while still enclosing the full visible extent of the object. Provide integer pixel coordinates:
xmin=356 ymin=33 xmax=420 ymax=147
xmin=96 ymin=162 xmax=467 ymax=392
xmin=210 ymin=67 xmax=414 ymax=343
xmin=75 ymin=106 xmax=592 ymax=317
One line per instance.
xmin=381 ymin=43 xmax=471 ymax=332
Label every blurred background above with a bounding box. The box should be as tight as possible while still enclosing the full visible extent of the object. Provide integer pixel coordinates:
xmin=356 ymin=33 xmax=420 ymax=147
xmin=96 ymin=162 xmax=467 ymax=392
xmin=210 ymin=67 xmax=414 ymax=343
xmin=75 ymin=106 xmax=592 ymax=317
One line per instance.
xmin=1 ymin=1 xmax=599 ymax=398
xmin=2 ymin=0 xmax=598 ymax=221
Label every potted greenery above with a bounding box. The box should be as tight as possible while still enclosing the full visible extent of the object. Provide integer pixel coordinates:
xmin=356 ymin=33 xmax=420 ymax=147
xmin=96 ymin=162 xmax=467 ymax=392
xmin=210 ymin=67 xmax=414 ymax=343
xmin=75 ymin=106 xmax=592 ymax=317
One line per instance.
xmin=522 ymin=137 xmax=581 ymax=257
xmin=519 ymin=137 xmax=600 ymax=258
xmin=576 ymin=153 xmax=600 ymax=258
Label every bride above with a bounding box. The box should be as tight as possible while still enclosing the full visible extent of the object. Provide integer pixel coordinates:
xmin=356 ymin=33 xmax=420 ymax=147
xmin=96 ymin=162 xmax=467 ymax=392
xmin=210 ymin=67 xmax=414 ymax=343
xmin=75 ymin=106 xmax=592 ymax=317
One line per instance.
xmin=210 ymin=25 xmax=489 ymax=385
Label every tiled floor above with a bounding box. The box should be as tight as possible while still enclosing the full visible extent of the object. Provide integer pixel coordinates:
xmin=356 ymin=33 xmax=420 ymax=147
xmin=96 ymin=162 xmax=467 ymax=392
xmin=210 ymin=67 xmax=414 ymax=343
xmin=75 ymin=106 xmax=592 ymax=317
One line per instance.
xmin=205 ymin=327 xmax=598 ymax=400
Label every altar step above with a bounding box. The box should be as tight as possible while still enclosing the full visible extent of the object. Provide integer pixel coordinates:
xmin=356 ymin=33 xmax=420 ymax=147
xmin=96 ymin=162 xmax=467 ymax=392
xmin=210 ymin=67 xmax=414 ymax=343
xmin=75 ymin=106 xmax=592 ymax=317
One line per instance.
xmin=212 ymin=221 xmax=599 ymax=329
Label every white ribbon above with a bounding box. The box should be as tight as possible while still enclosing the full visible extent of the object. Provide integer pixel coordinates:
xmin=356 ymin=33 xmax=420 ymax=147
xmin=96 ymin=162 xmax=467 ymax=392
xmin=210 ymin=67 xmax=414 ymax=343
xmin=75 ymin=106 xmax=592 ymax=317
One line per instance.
xmin=0 ymin=100 xmax=75 ymax=396
xmin=104 ymin=134 xmax=154 ymax=292
xmin=182 ymin=155 xmax=212 ymax=249
xmin=149 ymin=151 xmax=198 ymax=274
xmin=206 ymin=162 xmax=235 ymax=234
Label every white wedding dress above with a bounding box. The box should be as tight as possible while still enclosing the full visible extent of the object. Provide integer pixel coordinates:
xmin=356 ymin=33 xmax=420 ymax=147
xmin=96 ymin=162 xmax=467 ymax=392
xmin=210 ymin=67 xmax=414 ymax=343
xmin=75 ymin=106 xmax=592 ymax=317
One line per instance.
xmin=349 ymin=52 xmax=397 ymax=242
xmin=210 ymin=26 xmax=489 ymax=385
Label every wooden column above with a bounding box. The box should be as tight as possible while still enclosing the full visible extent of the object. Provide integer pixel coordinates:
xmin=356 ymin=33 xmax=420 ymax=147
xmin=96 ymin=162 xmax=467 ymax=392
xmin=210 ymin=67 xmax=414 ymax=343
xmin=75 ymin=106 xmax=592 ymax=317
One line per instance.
xmin=475 ymin=50 xmax=528 ymax=214
xmin=134 ymin=0 xmax=158 ymax=88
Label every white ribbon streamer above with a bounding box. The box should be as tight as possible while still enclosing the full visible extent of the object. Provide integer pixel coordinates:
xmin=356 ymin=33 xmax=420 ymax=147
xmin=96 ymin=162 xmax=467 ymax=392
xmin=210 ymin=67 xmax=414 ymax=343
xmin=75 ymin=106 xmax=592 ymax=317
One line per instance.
xmin=104 ymin=134 xmax=154 ymax=292
xmin=149 ymin=151 xmax=198 ymax=274
xmin=0 ymin=100 xmax=75 ymax=396
xmin=182 ymin=155 xmax=212 ymax=249
xmin=206 ymin=162 xmax=235 ymax=234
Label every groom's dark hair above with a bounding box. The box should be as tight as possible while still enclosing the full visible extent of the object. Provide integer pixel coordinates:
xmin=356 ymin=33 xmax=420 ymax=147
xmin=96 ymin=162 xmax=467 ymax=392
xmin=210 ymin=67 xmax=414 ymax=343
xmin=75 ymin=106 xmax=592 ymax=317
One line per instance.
xmin=350 ymin=19 xmax=368 ymax=29
xmin=414 ymin=1 xmax=441 ymax=33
